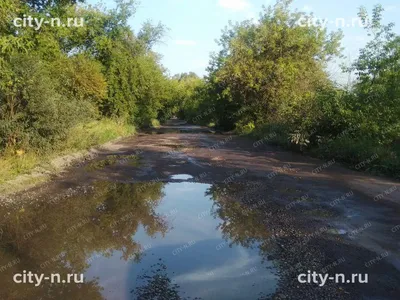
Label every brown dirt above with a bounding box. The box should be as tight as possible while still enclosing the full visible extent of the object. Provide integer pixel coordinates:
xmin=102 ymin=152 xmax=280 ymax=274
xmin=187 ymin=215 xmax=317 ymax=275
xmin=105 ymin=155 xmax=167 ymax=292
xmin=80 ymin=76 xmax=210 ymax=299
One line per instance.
xmin=2 ymin=124 xmax=400 ymax=299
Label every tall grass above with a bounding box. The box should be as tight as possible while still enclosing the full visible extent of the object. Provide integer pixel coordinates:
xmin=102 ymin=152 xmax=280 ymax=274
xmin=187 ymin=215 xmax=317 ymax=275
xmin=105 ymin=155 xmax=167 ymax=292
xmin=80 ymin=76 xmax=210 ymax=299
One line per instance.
xmin=0 ymin=119 xmax=135 ymax=184
xmin=62 ymin=119 xmax=135 ymax=152
xmin=250 ymin=123 xmax=400 ymax=179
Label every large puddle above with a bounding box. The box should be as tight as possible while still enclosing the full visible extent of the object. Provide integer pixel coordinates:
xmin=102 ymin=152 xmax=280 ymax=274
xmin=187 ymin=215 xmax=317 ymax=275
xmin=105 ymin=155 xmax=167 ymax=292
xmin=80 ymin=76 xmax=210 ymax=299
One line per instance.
xmin=0 ymin=179 xmax=278 ymax=299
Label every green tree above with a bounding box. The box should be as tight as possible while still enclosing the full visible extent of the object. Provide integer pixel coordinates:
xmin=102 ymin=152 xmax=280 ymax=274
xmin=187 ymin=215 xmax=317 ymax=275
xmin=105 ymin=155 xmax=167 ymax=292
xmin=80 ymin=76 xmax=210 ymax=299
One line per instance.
xmin=205 ymin=0 xmax=342 ymax=130
xmin=348 ymin=5 xmax=400 ymax=143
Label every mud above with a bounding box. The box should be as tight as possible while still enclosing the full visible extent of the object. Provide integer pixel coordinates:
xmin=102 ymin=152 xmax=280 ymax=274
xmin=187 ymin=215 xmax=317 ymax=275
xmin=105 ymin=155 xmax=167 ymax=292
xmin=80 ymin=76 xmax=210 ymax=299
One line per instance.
xmin=1 ymin=122 xmax=400 ymax=299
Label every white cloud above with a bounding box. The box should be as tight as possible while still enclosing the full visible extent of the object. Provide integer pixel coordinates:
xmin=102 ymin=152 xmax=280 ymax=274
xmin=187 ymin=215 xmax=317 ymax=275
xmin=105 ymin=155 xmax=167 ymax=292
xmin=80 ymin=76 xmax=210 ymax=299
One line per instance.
xmin=302 ymin=5 xmax=313 ymax=12
xmin=175 ymin=40 xmax=197 ymax=46
xmin=173 ymin=248 xmax=257 ymax=282
xmin=218 ymin=0 xmax=250 ymax=11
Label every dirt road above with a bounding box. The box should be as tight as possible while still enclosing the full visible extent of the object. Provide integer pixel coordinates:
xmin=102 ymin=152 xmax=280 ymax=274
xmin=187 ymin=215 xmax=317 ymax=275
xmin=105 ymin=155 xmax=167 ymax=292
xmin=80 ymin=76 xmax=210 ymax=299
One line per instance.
xmin=1 ymin=122 xmax=399 ymax=300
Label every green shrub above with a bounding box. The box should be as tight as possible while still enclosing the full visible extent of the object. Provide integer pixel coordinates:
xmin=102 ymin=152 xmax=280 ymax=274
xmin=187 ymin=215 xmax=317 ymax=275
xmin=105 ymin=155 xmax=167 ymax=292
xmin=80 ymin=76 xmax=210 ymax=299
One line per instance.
xmin=317 ymin=137 xmax=374 ymax=163
xmin=150 ymin=119 xmax=161 ymax=129
xmin=0 ymin=54 xmax=88 ymax=152
xmin=235 ymin=121 xmax=255 ymax=135
xmin=252 ymin=123 xmax=291 ymax=148
xmin=315 ymin=137 xmax=400 ymax=178
xmin=0 ymin=119 xmax=135 ymax=183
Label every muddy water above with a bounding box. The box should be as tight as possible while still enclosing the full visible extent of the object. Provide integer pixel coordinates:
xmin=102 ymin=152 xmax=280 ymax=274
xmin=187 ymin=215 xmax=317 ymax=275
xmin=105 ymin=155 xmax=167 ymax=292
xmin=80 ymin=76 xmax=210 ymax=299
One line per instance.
xmin=0 ymin=179 xmax=278 ymax=300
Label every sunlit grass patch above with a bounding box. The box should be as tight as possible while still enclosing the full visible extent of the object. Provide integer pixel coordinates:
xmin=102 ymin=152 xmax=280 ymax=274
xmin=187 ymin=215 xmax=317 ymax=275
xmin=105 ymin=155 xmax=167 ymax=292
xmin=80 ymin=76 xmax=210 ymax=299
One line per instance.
xmin=85 ymin=153 xmax=140 ymax=171
xmin=85 ymin=155 xmax=120 ymax=171
xmin=62 ymin=119 xmax=135 ymax=153
xmin=0 ymin=119 xmax=135 ymax=186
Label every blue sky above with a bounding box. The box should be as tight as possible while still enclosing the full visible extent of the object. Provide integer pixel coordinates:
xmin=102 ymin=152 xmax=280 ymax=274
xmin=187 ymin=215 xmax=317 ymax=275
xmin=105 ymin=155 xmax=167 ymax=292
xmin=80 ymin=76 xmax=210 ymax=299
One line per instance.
xmin=87 ymin=0 xmax=400 ymax=81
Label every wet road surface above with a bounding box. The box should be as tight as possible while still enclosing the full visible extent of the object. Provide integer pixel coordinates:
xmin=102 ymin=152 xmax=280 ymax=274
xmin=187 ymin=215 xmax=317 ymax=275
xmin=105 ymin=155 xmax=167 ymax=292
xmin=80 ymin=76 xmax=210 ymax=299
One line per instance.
xmin=0 ymin=121 xmax=400 ymax=299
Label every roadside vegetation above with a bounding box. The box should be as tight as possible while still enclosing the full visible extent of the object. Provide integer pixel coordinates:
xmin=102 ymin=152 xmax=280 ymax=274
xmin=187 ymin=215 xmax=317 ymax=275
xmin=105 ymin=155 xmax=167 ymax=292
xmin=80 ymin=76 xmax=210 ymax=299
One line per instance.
xmin=0 ymin=0 xmax=180 ymax=182
xmin=180 ymin=0 xmax=400 ymax=179
xmin=1 ymin=0 xmax=399 ymax=184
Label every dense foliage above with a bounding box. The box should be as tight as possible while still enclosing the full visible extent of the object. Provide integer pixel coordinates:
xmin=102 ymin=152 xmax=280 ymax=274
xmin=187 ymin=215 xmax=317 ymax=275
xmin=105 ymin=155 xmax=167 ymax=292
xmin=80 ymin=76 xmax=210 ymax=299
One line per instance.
xmin=1 ymin=0 xmax=398 ymax=179
xmin=181 ymin=0 xmax=400 ymax=178
xmin=0 ymin=0 xmax=178 ymax=155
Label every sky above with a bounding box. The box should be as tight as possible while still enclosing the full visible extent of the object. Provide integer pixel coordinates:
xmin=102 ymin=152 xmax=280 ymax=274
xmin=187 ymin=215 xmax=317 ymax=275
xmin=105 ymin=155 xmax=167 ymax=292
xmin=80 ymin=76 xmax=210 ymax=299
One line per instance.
xmin=86 ymin=0 xmax=400 ymax=82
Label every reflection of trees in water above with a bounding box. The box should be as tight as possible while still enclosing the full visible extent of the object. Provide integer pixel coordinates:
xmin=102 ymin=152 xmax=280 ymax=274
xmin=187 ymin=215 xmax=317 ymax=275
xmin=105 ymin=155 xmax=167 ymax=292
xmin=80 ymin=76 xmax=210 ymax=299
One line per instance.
xmin=130 ymin=184 xmax=279 ymax=300
xmin=131 ymin=260 xmax=202 ymax=300
xmin=207 ymin=183 xmax=297 ymax=299
xmin=0 ymin=181 xmax=168 ymax=299
xmin=207 ymin=184 xmax=276 ymax=255
xmin=207 ymin=183 xmax=350 ymax=299
xmin=207 ymin=182 xmax=315 ymax=265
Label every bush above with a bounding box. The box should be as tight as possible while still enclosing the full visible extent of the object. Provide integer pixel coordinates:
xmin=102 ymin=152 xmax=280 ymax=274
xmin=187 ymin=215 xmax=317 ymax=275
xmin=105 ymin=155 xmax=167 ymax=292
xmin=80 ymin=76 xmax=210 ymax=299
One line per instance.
xmin=315 ymin=136 xmax=400 ymax=178
xmin=252 ymin=123 xmax=291 ymax=148
xmin=0 ymin=119 xmax=135 ymax=183
xmin=235 ymin=121 xmax=255 ymax=135
xmin=150 ymin=119 xmax=161 ymax=129
xmin=0 ymin=54 xmax=88 ymax=152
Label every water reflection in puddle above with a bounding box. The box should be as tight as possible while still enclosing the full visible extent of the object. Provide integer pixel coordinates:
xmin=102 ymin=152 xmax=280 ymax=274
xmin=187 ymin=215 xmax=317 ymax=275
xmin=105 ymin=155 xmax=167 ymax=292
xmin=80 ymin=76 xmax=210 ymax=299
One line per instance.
xmin=88 ymin=182 xmax=278 ymax=299
xmin=170 ymin=174 xmax=193 ymax=180
xmin=0 ymin=181 xmax=278 ymax=300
